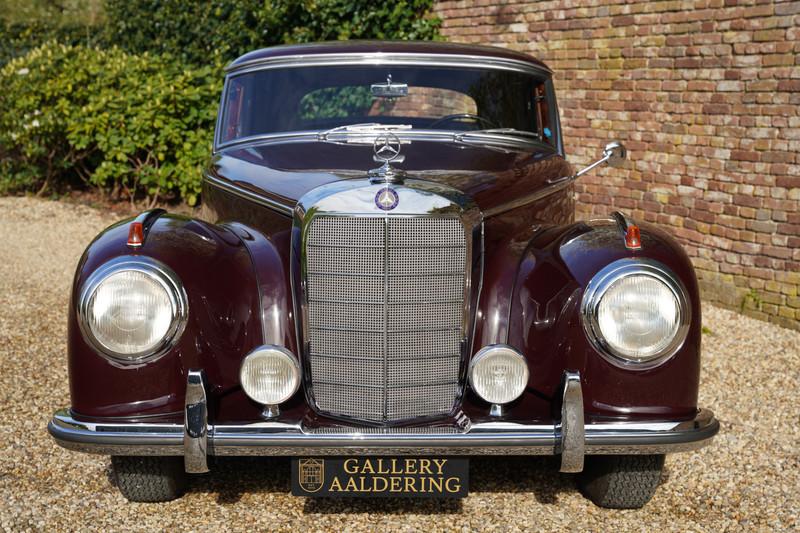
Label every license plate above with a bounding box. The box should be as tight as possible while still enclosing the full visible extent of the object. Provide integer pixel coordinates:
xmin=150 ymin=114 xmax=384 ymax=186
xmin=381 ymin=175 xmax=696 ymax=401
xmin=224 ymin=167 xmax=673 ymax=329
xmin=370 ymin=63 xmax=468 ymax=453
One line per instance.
xmin=291 ymin=457 xmax=469 ymax=498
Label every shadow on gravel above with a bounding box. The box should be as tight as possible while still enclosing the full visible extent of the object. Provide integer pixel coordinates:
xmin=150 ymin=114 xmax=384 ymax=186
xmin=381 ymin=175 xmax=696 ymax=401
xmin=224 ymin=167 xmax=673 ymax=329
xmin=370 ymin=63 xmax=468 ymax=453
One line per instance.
xmin=103 ymin=455 xmax=672 ymax=511
xmin=198 ymin=457 xmax=293 ymax=505
xmin=103 ymin=455 xmax=579 ymax=511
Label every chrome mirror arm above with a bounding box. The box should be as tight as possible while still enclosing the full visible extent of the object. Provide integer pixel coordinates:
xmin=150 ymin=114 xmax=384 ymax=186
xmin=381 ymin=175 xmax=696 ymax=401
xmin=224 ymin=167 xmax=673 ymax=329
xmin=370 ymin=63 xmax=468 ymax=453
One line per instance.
xmin=548 ymin=141 xmax=627 ymax=185
xmin=573 ymin=151 xmax=612 ymax=179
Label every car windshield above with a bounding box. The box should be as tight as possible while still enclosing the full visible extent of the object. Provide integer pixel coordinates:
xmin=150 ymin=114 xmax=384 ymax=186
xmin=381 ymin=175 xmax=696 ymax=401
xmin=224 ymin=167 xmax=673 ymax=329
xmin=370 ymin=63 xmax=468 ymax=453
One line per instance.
xmin=218 ymin=64 xmax=554 ymax=147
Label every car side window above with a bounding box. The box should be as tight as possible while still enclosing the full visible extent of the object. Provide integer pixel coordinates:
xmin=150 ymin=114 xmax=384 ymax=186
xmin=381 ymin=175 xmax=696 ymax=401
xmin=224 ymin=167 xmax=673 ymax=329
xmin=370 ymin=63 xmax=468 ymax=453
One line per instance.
xmin=221 ymin=77 xmax=246 ymax=144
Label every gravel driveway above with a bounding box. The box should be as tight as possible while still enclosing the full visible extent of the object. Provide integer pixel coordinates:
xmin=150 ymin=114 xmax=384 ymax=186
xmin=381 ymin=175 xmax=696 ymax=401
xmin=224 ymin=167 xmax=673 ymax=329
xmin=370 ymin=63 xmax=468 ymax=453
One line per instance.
xmin=0 ymin=197 xmax=797 ymax=532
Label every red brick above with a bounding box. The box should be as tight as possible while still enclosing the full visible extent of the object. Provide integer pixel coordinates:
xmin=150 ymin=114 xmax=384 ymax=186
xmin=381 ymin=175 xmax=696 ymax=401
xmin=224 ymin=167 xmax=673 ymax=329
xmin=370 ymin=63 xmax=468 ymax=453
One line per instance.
xmin=777 ymin=80 xmax=800 ymax=91
xmin=703 ymin=103 xmax=732 ymax=114
xmin=777 ymin=223 xmax=800 ymax=235
xmin=731 ymin=150 xmax=760 ymax=162
xmin=776 ymin=177 xmax=800 ymax=188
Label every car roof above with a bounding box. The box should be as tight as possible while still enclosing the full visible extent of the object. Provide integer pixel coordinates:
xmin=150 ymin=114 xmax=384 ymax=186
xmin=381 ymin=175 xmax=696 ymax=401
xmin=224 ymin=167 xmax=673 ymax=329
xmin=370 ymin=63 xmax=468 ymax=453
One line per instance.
xmin=226 ymin=40 xmax=551 ymax=73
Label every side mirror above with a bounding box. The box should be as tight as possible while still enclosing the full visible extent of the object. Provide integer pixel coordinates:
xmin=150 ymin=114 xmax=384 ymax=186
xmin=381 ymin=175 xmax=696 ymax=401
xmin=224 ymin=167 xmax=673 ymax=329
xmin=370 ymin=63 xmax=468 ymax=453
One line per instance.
xmin=574 ymin=141 xmax=627 ymax=178
xmin=603 ymin=141 xmax=627 ymax=168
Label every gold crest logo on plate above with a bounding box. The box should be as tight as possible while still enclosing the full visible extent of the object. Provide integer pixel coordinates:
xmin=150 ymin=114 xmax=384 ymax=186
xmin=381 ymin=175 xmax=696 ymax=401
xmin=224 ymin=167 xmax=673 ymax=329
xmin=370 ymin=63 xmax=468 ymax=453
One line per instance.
xmin=298 ymin=458 xmax=325 ymax=493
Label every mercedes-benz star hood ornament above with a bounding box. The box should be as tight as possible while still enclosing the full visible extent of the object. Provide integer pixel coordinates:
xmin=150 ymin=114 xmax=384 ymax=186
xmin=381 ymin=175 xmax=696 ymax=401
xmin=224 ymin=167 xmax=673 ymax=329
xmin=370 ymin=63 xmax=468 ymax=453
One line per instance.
xmin=369 ymin=131 xmax=405 ymax=186
xmin=373 ymin=132 xmax=402 ymax=163
xmin=371 ymin=131 xmax=403 ymax=209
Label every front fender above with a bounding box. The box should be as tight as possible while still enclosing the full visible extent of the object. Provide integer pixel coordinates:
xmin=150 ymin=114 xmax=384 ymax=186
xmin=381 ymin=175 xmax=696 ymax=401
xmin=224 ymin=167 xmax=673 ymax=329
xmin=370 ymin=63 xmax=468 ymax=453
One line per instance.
xmin=506 ymin=217 xmax=701 ymax=421
xmin=67 ymin=213 xmax=288 ymax=419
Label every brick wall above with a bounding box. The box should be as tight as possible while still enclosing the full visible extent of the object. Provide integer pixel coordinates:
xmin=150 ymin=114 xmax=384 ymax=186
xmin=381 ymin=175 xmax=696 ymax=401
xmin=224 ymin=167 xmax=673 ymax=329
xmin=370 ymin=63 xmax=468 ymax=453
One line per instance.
xmin=435 ymin=0 xmax=800 ymax=330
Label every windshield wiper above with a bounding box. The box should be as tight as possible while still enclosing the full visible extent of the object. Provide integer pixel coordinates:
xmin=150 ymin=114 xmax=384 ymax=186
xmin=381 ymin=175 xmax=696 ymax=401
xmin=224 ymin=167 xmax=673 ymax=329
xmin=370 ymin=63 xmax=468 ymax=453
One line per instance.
xmin=317 ymin=123 xmax=412 ymax=141
xmin=448 ymin=128 xmax=543 ymax=154
xmin=457 ymin=128 xmax=540 ymax=140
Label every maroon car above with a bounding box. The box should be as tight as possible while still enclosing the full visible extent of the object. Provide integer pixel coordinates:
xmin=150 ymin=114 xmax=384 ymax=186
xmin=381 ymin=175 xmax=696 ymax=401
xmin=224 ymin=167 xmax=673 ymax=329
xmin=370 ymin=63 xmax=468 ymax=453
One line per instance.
xmin=49 ymin=41 xmax=718 ymax=507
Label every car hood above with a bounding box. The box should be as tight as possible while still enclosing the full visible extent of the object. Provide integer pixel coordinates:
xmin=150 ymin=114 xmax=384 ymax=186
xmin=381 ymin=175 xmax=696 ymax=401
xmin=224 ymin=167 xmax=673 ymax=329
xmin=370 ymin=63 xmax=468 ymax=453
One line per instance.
xmin=207 ymin=139 xmax=572 ymax=215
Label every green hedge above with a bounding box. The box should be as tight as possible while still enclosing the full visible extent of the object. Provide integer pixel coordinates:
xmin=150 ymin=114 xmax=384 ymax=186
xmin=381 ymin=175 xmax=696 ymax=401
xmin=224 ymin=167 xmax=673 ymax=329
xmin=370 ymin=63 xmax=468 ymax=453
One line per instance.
xmin=0 ymin=21 xmax=102 ymax=66
xmin=0 ymin=0 xmax=105 ymax=65
xmin=0 ymin=43 xmax=219 ymax=204
xmin=104 ymin=0 xmax=442 ymax=65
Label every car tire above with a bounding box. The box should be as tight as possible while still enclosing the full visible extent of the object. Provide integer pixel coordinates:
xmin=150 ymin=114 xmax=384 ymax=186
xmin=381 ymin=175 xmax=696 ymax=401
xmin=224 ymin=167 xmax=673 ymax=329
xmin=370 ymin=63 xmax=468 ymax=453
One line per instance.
xmin=578 ymin=454 xmax=665 ymax=509
xmin=111 ymin=456 xmax=187 ymax=502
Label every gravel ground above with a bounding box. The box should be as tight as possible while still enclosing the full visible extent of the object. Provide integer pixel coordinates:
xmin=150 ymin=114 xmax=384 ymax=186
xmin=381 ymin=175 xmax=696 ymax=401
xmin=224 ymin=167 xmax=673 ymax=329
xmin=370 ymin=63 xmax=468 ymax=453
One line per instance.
xmin=0 ymin=196 xmax=798 ymax=532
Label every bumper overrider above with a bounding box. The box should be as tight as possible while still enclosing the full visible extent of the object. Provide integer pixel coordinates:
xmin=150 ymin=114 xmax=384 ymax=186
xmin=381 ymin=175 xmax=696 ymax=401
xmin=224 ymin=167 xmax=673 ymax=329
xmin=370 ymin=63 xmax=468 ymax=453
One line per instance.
xmin=48 ymin=370 xmax=719 ymax=474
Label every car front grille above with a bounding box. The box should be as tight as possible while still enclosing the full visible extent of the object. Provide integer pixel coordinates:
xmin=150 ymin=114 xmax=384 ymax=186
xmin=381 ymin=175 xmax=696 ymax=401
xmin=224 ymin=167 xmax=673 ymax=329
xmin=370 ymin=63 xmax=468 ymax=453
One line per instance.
xmin=304 ymin=215 xmax=467 ymax=423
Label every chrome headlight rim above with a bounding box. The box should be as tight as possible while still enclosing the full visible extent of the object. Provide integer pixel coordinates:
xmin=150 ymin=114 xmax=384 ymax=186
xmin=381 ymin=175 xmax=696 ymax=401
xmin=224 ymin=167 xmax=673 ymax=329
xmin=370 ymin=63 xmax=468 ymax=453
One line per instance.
xmin=239 ymin=345 xmax=302 ymax=406
xmin=77 ymin=256 xmax=188 ymax=364
xmin=580 ymin=258 xmax=691 ymax=370
xmin=468 ymin=344 xmax=530 ymax=405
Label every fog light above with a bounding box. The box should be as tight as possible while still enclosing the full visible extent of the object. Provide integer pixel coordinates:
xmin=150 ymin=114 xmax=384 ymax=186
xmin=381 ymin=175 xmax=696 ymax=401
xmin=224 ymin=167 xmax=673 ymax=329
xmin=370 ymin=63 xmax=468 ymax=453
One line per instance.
xmin=240 ymin=346 xmax=301 ymax=405
xmin=468 ymin=345 xmax=529 ymax=405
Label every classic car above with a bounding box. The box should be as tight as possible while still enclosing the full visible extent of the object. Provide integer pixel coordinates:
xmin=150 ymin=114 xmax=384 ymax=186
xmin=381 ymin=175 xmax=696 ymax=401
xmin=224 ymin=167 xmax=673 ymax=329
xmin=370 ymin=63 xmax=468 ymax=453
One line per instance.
xmin=48 ymin=41 xmax=719 ymax=507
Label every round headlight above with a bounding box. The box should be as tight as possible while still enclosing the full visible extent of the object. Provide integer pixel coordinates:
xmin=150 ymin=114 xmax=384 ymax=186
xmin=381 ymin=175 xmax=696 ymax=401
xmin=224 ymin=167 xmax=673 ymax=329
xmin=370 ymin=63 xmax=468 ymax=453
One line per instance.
xmin=581 ymin=259 xmax=690 ymax=367
xmin=78 ymin=258 xmax=187 ymax=363
xmin=240 ymin=346 xmax=301 ymax=405
xmin=468 ymin=345 xmax=529 ymax=405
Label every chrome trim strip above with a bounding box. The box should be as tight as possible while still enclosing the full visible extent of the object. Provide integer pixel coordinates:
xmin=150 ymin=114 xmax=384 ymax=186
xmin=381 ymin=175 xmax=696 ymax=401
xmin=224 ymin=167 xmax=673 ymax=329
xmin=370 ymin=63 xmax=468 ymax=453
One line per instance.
xmin=382 ymin=212 xmax=389 ymax=421
xmin=48 ymin=408 xmax=719 ymax=457
xmin=203 ymin=173 xmax=294 ymax=217
xmin=226 ymin=52 xmax=552 ymax=76
xmin=558 ymin=372 xmax=584 ymax=473
xmin=184 ymin=370 xmax=209 ymax=473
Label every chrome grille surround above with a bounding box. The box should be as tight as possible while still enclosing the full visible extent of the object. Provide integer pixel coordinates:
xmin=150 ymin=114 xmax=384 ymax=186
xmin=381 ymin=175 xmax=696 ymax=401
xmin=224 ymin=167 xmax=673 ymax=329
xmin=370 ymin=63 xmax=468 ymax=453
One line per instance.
xmin=292 ymin=179 xmax=482 ymax=425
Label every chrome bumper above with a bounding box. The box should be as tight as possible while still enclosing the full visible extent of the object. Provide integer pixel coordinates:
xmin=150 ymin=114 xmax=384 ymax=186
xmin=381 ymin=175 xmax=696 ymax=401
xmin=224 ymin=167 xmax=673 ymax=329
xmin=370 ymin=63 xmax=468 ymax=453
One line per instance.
xmin=48 ymin=371 xmax=719 ymax=473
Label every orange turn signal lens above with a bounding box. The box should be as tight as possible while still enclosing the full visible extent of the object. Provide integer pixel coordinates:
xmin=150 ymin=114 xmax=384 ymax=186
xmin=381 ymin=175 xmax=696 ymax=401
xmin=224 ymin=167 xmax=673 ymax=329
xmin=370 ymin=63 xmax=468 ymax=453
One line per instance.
xmin=127 ymin=222 xmax=144 ymax=248
xmin=625 ymin=224 xmax=642 ymax=250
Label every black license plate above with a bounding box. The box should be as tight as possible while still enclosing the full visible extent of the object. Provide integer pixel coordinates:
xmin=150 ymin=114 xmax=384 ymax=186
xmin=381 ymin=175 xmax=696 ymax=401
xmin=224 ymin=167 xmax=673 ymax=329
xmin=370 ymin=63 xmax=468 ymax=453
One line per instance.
xmin=291 ymin=457 xmax=468 ymax=498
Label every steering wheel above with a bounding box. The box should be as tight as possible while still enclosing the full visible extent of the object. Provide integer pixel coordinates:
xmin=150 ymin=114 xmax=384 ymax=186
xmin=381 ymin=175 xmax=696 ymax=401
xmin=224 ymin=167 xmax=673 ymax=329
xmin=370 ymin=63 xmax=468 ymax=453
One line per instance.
xmin=428 ymin=113 xmax=497 ymax=130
